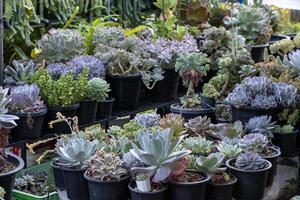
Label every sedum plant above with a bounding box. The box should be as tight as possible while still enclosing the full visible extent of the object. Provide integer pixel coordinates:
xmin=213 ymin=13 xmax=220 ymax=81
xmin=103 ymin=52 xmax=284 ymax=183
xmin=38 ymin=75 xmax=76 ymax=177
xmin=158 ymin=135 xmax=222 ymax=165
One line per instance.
xmin=239 ymin=133 xmax=269 ymax=153
xmin=123 ymin=120 xmax=146 ymax=139
xmin=4 ymin=60 xmax=37 ymax=86
xmin=182 ymin=137 xmax=214 ymax=155
xmin=130 ymin=128 xmax=191 ymax=182
xmin=175 ymin=52 xmax=210 ymax=108
xmin=87 ymin=78 xmax=110 ymax=101
xmin=235 ymin=152 xmax=268 ymax=170
xmin=37 ymin=29 xmax=84 ymax=63
xmin=86 ymin=151 xmax=128 ymax=181
xmin=134 ymin=113 xmax=160 ymax=129
xmin=217 ymin=142 xmax=242 ymax=159
xmin=159 ymin=113 xmax=185 ymax=138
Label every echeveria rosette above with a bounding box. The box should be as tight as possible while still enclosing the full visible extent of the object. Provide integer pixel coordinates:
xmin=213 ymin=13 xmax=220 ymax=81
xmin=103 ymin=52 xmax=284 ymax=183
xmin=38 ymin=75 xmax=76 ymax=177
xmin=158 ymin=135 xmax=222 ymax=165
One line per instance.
xmin=134 ymin=113 xmax=160 ymax=129
xmin=245 ymin=115 xmax=276 ymax=137
xmin=239 ymin=133 xmax=269 ymax=153
xmin=283 ymin=50 xmax=300 ymax=77
xmin=235 ymin=152 xmax=268 ymax=170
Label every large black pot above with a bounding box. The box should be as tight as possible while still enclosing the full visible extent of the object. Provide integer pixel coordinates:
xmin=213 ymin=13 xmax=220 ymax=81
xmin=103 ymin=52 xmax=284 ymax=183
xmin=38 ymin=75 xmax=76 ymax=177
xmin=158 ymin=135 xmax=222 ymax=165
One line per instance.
xmin=0 ymin=153 xmax=24 ymax=200
xmin=274 ymin=131 xmax=297 ymax=156
xmin=200 ymin=95 xmax=216 ymax=109
xmin=262 ymin=146 xmax=281 ymax=187
xmin=129 ymin=181 xmax=168 ymax=200
xmin=170 ymin=103 xmax=215 ymax=122
xmin=269 ymin=34 xmax=290 ymax=45
xmin=226 ymin=158 xmax=272 ymax=200
xmin=287 ymin=33 xmax=297 ymax=40
xmin=206 ymin=174 xmax=237 ymax=200
xmin=250 ymin=44 xmax=269 ymax=63
xmin=84 ymin=172 xmax=130 ymax=200
xmin=51 ymin=161 xmax=65 ymax=190
xmin=62 ymin=167 xmax=89 ymax=200
xmin=78 ymin=99 xmax=98 ymax=125
xmin=44 ymin=104 xmax=79 ymax=134
xmin=106 ymin=74 xmax=142 ymax=110
xmin=231 ymin=106 xmax=280 ymax=124
xmin=10 ymin=108 xmax=47 ymax=140
xmin=145 ymin=68 xmax=179 ymax=102
xmin=169 ymin=171 xmax=210 ymax=200
xmin=96 ymin=97 xmax=115 ymax=120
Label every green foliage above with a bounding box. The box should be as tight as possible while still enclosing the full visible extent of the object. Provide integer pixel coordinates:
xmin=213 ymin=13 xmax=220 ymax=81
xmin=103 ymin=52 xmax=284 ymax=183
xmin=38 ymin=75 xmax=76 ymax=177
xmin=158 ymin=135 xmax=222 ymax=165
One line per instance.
xmin=202 ymin=84 xmax=219 ymax=98
xmin=123 ymin=120 xmax=145 ymax=139
xmin=87 ymin=78 xmax=110 ymax=101
xmin=107 ymin=125 xmax=126 ymax=137
xmin=182 ymin=137 xmax=214 ymax=155
xmin=217 ymin=142 xmax=242 ymax=159
xmin=195 ymin=153 xmax=226 ymax=174
xmin=273 ymin=125 xmax=295 ymax=134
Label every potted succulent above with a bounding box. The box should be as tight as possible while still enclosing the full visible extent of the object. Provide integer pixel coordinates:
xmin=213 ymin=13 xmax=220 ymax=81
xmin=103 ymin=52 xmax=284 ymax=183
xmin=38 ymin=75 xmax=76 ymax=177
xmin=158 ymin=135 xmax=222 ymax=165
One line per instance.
xmin=273 ymin=124 xmax=298 ymax=156
xmin=171 ymin=52 xmax=214 ymax=120
xmin=225 ymin=76 xmax=298 ymax=123
xmin=182 ymin=137 xmax=215 ymax=156
xmin=129 ymin=128 xmax=191 ymax=200
xmin=159 ymin=113 xmax=185 ymax=138
xmin=226 ymin=152 xmax=272 ymax=200
xmin=84 ymin=151 xmax=130 ymax=200
xmin=8 ymin=84 xmax=47 ymax=140
xmin=0 ymin=87 xmax=24 ymax=200
xmin=184 ymin=116 xmax=213 ymax=137
xmin=217 ymin=142 xmax=242 ymax=160
xmin=245 ymin=115 xmax=277 ymax=138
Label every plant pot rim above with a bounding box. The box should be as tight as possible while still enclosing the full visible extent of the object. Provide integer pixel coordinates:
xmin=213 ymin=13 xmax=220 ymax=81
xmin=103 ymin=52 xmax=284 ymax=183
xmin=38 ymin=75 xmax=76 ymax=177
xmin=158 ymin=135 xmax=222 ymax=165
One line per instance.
xmin=13 ymin=189 xmax=58 ymax=198
xmin=98 ymin=97 xmax=115 ymax=103
xmin=56 ymin=163 xmax=87 ymax=172
xmin=84 ymin=171 xmax=130 ymax=184
xmin=208 ymin=173 xmax=237 ymax=186
xmin=170 ymin=103 xmax=214 ymax=114
xmin=48 ymin=104 xmax=80 ymax=110
xmin=262 ymin=146 xmax=281 ymax=159
xmin=128 ymin=180 xmax=167 ymax=194
xmin=9 ymin=108 xmax=48 ymax=117
xmin=170 ymin=171 xmax=210 ymax=185
xmin=228 ymin=104 xmax=281 ymax=111
xmin=0 ymin=153 xmax=24 ymax=177
xmin=250 ymin=44 xmax=269 ymax=48
xmin=81 ymin=99 xmax=97 ymax=102
xmin=107 ymin=74 xmax=142 ymax=79
xmin=226 ymin=158 xmax=272 ymax=173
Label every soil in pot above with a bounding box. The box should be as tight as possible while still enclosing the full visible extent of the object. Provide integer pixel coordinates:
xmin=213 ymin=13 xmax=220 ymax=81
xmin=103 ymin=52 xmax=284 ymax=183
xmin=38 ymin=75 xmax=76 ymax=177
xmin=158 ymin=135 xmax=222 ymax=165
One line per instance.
xmin=0 ymin=153 xmax=24 ymax=200
xmin=273 ymin=131 xmax=297 ymax=156
xmin=78 ymin=99 xmax=98 ymax=125
xmin=206 ymin=173 xmax=237 ymax=200
xmin=250 ymin=44 xmax=269 ymax=63
xmin=43 ymin=104 xmax=79 ymax=134
xmin=51 ymin=161 xmax=65 ymax=190
xmin=84 ymin=172 xmax=130 ymax=200
xmin=96 ymin=97 xmax=115 ymax=120
xmin=10 ymin=108 xmax=47 ymax=140
xmin=61 ymin=166 xmax=89 ymax=200
xmin=261 ymin=146 xmax=281 ymax=187
xmin=200 ymin=95 xmax=216 ymax=109
xmin=129 ymin=181 xmax=168 ymax=200
xmin=169 ymin=171 xmax=210 ymax=200
xmin=106 ymin=74 xmax=142 ymax=110
xmin=145 ymin=68 xmax=179 ymax=102
xmin=226 ymin=158 xmax=272 ymax=200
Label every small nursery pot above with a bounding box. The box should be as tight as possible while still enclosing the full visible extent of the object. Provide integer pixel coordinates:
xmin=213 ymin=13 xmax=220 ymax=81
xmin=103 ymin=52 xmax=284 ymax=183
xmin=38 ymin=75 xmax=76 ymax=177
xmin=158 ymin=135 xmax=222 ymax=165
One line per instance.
xmin=10 ymin=108 xmax=47 ymax=140
xmin=169 ymin=171 xmax=211 ymax=200
xmin=250 ymin=44 xmax=269 ymax=63
xmin=226 ymin=158 xmax=272 ymax=200
xmin=61 ymin=166 xmax=89 ymax=200
xmin=78 ymin=99 xmax=98 ymax=125
xmin=129 ymin=181 xmax=168 ymax=200
xmin=44 ymin=104 xmax=79 ymax=134
xmin=273 ymin=131 xmax=297 ymax=156
xmin=51 ymin=161 xmax=65 ymax=190
xmin=206 ymin=174 xmax=237 ymax=200
xmin=170 ymin=103 xmax=215 ymax=122
xmin=262 ymin=146 xmax=281 ymax=187
xmin=96 ymin=97 xmax=115 ymax=120
xmin=200 ymin=95 xmax=216 ymax=109
xmin=84 ymin=172 xmax=130 ymax=200
xmin=106 ymin=74 xmax=142 ymax=110
xmin=0 ymin=153 xmax=24 ymax=200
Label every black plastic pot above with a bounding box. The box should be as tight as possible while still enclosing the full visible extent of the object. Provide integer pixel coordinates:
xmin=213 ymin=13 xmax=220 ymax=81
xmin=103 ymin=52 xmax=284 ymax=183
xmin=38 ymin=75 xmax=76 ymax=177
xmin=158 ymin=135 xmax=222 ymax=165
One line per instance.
xmin=129 ymin=181 xmax=168 ymax=200
xmin=145 ymin=68 xmax=179 ymax=102
xmin=231 ymin=105 xmax=280 ymax=124
xmin=262 ymin=146 xmax=281 ymax=187
xmin=51 ymin=161 xmax=65 ymax=190
xmin=269 ymin=34 xmax=290 ymax=45
xmin=226 ymin=158 xmax=272 ymax=200
xmin=170 ymin=103 xmax=215 ymax=122
xmin=62 ymin=167 xmax=89 ymax=200
xmin=287 ymin=33 xmax=297 ymax=40
xmin=206 ymin=174 xmax=237 ymax=200
xmin=44 ymin=104 xmax=79 ymax=134
xmin=250 ymin=44 xmax=269 ymax=63
xmin=200 ymin=95 xmax=216 ymax=109
xmin=96 ymin=97 xmax=115 ymax=120
xmin=106 ymin=74 xmax=142 ymax=110
xmin=0 ymin=153 xmax=24 ymax=200
xmin=10 ymin=108 xmax=47 ymax=140
xmin=78 ymin=99 xmax=98 ymax=125
xmin=169 ymin=171 xmax=210 ymax=200
xmin=273 ymin=131 xmax=297 ymax=156
xmin=84 ymin=172 xmax=130 ymax=200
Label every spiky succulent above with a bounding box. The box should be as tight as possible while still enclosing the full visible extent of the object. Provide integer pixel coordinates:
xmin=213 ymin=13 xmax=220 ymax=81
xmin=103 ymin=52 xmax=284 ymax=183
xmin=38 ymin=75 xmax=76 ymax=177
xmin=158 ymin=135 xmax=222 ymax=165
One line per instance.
xmin=55 ymin=134 xmax=98 ymax=168
xmin=235 ymin=152 xmax=268 ymax=170
xmin=182 ymin=137 xmax=214 ymax=155
xmin=239 ymin=133 xmax=269 ymax=153
xmin=4 ymin=60 xmax=37 ymax=86
xmin=245 ymin=115 xmax=276 ymax=137
xmin=159 ymin=113 xmax=185 ymax=137
xmin=86 ymin=151 xmax=128 ymax=181
xmin=87 ymin=78 xmax=110 ymax=101
xmin=130 ymin=128 xmax=191 ymax=182
xmin=37 ymin=29 xmax=84 ymax=63
xmin=185 ymin=116 xmax=211 ymax=136
xmin=134 ymin=113 xmax=160 ymax=128
xmin=196 ymin=153 xmax=226 ymax=173
xmin=217 ymin=142 xmax=242 ymax=159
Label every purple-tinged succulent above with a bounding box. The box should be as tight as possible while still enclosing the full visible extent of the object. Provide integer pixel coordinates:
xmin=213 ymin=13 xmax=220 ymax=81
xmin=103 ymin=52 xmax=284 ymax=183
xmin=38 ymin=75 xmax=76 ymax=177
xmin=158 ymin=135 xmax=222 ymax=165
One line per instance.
xmin=46 ymin=63 xmax=69 ymax=80
xmin=239 ymin=133 xmax=269 ymax=153
xmin=134 ymin=113 xmax=160 ymax=128
xmin=235 ymin=152 xmax=268 ymax=170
